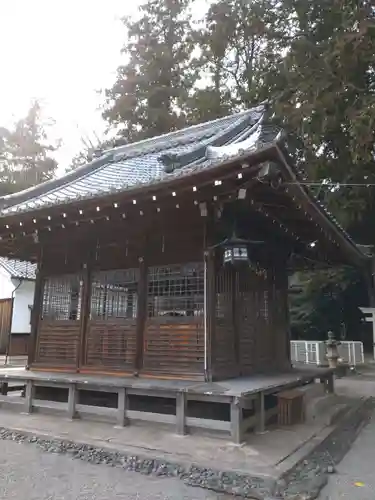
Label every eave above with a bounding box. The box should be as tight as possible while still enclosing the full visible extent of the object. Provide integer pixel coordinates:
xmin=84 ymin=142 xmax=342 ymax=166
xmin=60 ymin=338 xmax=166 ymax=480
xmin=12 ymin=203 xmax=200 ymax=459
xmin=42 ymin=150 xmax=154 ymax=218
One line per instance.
xmin=275 ymin=145 xmax=367 ymax=268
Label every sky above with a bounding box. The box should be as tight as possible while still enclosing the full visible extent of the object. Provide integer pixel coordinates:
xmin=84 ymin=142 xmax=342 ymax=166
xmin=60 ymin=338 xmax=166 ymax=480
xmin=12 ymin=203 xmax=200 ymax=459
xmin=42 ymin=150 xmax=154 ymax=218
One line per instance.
xmin=0 ymin=1 xmax=141 ymax=172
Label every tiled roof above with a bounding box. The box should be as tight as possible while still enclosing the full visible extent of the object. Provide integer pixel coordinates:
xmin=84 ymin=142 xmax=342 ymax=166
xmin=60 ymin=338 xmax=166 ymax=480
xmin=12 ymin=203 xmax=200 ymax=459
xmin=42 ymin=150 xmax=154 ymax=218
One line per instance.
xmin=0 ymin=258 xmax=36 ymax=280
xmin=0 ymin=105 xmax=269 ymax=216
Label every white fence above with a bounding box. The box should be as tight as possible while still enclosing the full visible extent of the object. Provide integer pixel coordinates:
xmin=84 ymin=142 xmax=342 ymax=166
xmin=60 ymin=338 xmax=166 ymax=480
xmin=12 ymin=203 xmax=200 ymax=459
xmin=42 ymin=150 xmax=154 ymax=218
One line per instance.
xmin=290 ymin=340 xmax=364 ymax=366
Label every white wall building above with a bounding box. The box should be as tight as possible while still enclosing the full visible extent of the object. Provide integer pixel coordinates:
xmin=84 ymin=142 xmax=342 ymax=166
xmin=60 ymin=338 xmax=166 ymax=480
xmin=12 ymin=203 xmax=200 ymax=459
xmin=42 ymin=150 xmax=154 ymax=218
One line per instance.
xmin=0 ymin=258 xmax=36 ymax=355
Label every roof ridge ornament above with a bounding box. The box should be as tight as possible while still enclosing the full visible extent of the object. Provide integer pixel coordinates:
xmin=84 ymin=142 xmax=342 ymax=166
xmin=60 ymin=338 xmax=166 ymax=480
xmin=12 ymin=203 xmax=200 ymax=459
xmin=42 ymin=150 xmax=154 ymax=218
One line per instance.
xmin=160 ymin=105 xmax=266 ymax=173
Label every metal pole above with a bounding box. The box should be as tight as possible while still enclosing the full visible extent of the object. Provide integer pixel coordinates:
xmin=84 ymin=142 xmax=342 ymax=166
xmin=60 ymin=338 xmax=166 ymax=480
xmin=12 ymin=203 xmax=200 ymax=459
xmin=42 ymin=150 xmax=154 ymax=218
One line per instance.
xmin=203 ymin=258 xmax=208 ymax=374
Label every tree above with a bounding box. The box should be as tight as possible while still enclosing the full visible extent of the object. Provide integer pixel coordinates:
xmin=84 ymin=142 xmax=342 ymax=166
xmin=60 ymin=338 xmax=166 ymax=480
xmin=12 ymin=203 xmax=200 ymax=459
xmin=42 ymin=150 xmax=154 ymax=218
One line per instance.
xmin=103 ymin=0 xmax=198 ymax=142
xmin=0 ymin=101 xmax=58 ymax=194
xmin=274 ymin=0 xmax=375 ymax=230
xmin=290 ymin=268 xmax=367 ymax=341
xmin=186 ymin=0 xmax=293 ymax=123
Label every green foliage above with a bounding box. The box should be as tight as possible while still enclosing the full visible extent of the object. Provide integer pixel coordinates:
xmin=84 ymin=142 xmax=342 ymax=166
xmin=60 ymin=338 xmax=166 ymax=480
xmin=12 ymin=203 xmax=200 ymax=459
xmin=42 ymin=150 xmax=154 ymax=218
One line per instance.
xmin=0 ymin=101 xmax=58 ymax=195
xmin=290 ymin=268 xmax=367 ymax=340
xmin=274 ymin=1 xmax=375 ymax=228
xmin=201 ymin=0 xmax=291 ymax=105
xmin=103 ymin=0 xmax=198 ymax=142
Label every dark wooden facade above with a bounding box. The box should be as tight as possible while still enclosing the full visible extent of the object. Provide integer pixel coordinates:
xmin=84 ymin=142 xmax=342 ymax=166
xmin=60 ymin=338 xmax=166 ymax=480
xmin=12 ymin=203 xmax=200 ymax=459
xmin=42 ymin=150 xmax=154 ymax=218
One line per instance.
xmin=23 ymin=194 xmax=289 ymax=381
xmin=0 ymin=107 xmax=368 ymax=381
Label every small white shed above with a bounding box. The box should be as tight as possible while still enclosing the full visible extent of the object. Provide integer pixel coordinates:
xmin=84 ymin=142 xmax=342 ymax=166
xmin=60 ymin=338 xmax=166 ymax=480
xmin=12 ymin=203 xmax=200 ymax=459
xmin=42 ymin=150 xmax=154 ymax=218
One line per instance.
xmin=0 ymin=258 xmax=36 ymax=355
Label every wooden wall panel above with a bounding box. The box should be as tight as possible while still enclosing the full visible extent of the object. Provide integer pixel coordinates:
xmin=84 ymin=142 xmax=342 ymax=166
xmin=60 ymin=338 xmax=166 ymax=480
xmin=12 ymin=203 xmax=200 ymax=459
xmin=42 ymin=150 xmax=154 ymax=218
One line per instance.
xmin=9 ymin=334 xmax=29 ymax=356
xmin=236 ymin=290 xmax=257 ymax=375
xmin=83 ymin=320 xmax=137 ymax=371
xmin=236 ymin=269 xmax=271 ymax=375
xmin=270 ymin=267 xmax=291 ymax=370
xmin=34 ymin=320 xmax=80 ymax=367
xmin=0 ymin=298 xmax=12 ymax=353
xmin=212 ymin=268 xmax=238 ymax=380
xmin=235 ymin=265 xmax=291 ymax=376
xmin=142 ymin=318 xmax=204 ymax=378
xmin=41 ymin=206 xmax=205 ymax=276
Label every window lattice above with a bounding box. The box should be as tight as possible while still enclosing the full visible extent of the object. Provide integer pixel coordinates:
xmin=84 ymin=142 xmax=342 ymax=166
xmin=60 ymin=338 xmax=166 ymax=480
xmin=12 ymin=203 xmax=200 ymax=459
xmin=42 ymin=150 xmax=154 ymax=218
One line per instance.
xmin=90 ymin=268 xmax=139 ymax=320
xmin=260 ymin=290 xmax=269 ymax=321
xmin=148 ymin=263 xmax=204 ymax=318
xmin=216 ymin=268 xmax=233 ymax=319
xmin=42 ymin=275 xmax=82 ymax=321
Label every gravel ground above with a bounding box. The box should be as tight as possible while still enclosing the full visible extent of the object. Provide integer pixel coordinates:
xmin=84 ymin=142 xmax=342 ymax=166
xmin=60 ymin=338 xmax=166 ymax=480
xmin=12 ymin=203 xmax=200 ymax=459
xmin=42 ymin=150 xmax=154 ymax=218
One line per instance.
xmin=0 ymin=439 xmax=229 ymax=500
xmin=320 ymin=411 xmax=375 ymax=499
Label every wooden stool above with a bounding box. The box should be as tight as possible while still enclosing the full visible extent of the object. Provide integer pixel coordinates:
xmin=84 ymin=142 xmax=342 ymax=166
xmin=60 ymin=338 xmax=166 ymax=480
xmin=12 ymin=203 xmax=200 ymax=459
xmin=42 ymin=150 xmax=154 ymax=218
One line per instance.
xmin=277 ymin=389 xmax=305 ymax=426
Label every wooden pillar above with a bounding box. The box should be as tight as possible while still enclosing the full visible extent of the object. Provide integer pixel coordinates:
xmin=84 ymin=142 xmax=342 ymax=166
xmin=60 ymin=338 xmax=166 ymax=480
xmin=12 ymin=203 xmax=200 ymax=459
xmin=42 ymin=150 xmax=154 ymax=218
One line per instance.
xmin=204 ymin=206 xmax=217 ymax=382
xmin=232 ymin=268 xmax=240 ymax=373
xmin=281 ymin=265 xmax=292 ymax=367
xmin=135 ymin=256 xmax=147 ymax=374
xmin=77 ymin=263 xmax=92 ymax=371
xmin=205 ymin=249 xmax=216 ymax=381
xmin=27 ymin=258 xmax=44 ymax=369
xmin=274 ymin=264 xmax=291 ymax=369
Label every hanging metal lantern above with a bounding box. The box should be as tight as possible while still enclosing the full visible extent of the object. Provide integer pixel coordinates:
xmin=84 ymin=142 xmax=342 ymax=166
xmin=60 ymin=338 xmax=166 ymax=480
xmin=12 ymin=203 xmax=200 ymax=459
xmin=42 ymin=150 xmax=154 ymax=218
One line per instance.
xmin=211 ymin=232 xmax=264 ymax=267
xmin=222 ymin=235 xmax=249 ymax=265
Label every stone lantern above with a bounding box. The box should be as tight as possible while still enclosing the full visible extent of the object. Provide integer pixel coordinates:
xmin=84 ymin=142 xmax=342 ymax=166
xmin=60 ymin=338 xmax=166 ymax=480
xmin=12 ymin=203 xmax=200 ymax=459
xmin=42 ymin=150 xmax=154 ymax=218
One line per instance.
xmin=325 ymin=331 xmax=341 ymax=369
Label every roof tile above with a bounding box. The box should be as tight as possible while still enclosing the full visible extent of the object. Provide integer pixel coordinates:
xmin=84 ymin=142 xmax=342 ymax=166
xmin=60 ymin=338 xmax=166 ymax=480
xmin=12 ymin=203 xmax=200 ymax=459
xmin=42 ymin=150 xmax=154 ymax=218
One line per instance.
xmin=0 ymin=258 xmax=36 ymax=280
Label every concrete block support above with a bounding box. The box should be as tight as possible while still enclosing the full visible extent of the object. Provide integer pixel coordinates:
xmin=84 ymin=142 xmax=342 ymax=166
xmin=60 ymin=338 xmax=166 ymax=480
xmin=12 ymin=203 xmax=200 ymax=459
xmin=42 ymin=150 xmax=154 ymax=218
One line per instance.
xmin=67 ymin=384 xmax=77 ymax=420
xmin=176 ymin=392 xmax=187 ymax=436
xmin=24 ymin=380 xmax=33 ymax=414
xmin=116 ymin=387 xmax=129 ymax=427
xmin=255 ymin=391 xmax=265 ymax=433
xmin=230 ymin=397 xmax=243 ymax=444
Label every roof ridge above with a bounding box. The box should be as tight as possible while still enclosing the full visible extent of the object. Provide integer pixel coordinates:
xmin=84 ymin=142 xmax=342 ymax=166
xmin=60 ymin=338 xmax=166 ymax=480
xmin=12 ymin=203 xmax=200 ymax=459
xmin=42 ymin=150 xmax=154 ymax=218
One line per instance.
xmin=108 ymin=106 xmax=264 ymax=160
xmin=159 ymin=108 xmax=264 ymax=173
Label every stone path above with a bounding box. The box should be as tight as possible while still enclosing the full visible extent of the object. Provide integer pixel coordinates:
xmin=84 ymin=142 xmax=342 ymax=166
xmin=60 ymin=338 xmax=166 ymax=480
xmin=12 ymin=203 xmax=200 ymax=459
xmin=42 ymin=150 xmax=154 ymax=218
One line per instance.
xmin=320 ymin=402 xmax=375 ymax=499
xmin=0 ymin=437 xmax=228 ymax=500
